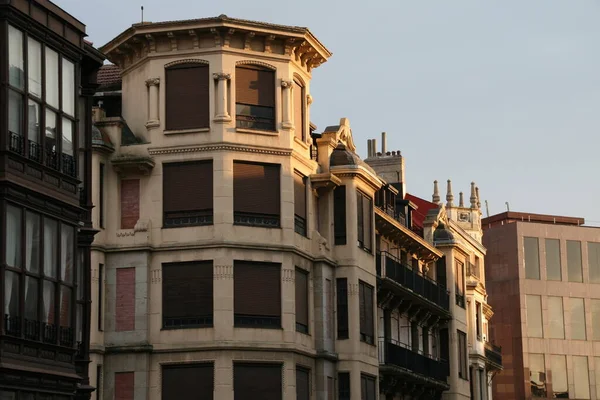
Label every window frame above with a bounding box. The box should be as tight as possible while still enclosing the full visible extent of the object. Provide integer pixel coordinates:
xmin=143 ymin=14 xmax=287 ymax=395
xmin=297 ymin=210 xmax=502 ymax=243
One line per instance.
xmin=336 ymin=278 xmax=349 ymax=339
xmin=295 ymin=268 xmax=309 ymax=334
xmin=98 ymin=263 xmax=103 ymax=331
xmin=233 ymin=261 xmax=281 ymax=329
xmin=358 ymin=280 xmax=374 ymax=345
xmin=356 ymin=190 xmax=373 ymax=253
xmin=294 ymin=171 xmax=307 ymax=236
xmin=457 ymin=330 xmax=468 ymax=380
xmin=233 ymin=161 xmax=280 ymax=228
xmin=455 ymin=259 xmax=465 ymax=308
xmin=164 ymin=62 xmax=210 ymax=131
xmin=235 ymin=64 xmax=276 ymax=132
xmin=360 ymin=374 xmax=377 ymax=400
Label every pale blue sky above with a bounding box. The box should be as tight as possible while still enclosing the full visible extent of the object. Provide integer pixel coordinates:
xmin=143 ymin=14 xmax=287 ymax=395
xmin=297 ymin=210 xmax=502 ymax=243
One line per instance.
xmin=56 ymin=0 xmax=600 ymax=223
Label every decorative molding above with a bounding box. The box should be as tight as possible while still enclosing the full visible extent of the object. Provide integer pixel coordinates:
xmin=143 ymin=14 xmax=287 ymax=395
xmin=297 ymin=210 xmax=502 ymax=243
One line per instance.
xmin=166 ymin=32 xmax=178 ymax=51
xmin=306 ymin=94 xmax=313 ymax=105
xmin=265 ymin=34 xmax=276 ymax=53
xmin=213 ymin=72 xmax=231 ymax=81
xmin=223 ymin=28 xmax=236 ymax=47
xmin=210 ymin=28 xmax=221 ymax=47
xmin=244 ymin=31 xmax=256 ymax=50
xmin=348 ymin=283 xmax=360 ymax=296
xmin=116 ymin=230 xmax=135 ymax=237
xmin=151 ymin=269 xmax=161 ymax=284
xmin=236 ymin=59 xmax=276 ymax=70
xmin=145 ymin=34 xmax=156 ymax=53
xmin=282 ymin=269 xmax=295 ymax=283
xmin=148 ymin=143 xmax=293 ymax=157
xmin=145 ymin=120 xmax=160 ymax=129
xmin=280 ymin=80 xmax=293 ymax=89
xmin=215 ymin=265 xmax=233 ymax=280
xmin=145 ymin=77 xmax=160 ymax=87
xmin=188 ymin=30 xmax=199 ymax=48
xmin=164 ymin=58 xmax=209 ymax=68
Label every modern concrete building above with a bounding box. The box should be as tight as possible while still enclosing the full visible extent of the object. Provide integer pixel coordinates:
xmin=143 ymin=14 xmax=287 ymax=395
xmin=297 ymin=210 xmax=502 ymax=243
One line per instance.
xmin=483 ymin=211 xmax=600 ymax=399
xmin=0 ymin=0 xmax=104 ymax=398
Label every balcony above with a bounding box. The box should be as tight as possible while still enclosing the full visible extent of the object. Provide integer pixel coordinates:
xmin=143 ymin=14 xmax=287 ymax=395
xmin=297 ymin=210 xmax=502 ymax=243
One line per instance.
xmin=377 ymin=252 xmax=451 ymax=317
xmin=484 ymin=342 xmax=503 ymax=370
xmin=379 ymin=339 xmax=449 ymax=387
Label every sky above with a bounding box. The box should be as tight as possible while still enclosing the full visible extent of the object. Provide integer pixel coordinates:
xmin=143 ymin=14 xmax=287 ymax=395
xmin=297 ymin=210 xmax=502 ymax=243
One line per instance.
xmin=55 ymin=0 xmax=600 ymax=225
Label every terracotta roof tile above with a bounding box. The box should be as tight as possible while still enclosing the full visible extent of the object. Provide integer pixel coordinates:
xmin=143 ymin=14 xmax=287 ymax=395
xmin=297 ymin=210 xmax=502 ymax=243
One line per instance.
xmin=97 ymin=64 xmax=122 ymax=91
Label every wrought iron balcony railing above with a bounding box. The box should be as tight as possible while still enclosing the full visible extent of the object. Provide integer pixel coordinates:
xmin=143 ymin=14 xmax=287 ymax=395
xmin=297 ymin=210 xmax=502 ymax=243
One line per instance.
xmin=379 ymin=339 xmax=449 ymax=383
xmin=485 ymin=341 xmax=503 ymax=368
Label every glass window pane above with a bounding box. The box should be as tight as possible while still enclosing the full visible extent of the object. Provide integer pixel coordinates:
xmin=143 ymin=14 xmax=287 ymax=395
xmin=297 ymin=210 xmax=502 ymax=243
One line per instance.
xmin=529 ymin=354 xmax=546 ymax=397
xmin=4 ymin=271 xmax=20 ymax=317
xmin=45 ymin=109 xmax=57 ymax=153
xmin=526 ymin=295 xmax=543 ymax=338
xmin=592 ymin=300 xmax=600 ymax=341
xmin=62 ymin=118 xmax=74 ymax=155
xmin=588 ymin=242 xmax=600 ymax=283
xmin=8 ymin=25 xmax=24 ymax=89
xmin=573 ymin=356 xmax=590 ymax=399
xmin=28 ymin=100 xmax=41 ymax=145
xmin=60 ymin=285 xmax=72 ymax=327
xmin=44 ymin=218 xmax=58 ymax=278
xmin=567 ymin=240 xmax=583 ymax=282
xmin=5 ymin=205 xmax=22 ymax=268
xmin=42 ymin=280 xmax=55 ymax=324
xmin=547 ymin=297 xmax=565 ymax=339
xmin=24 ymin=276 xmax=38 ymax=321
xmin=571 ymin=298 xmax=586 ymax=340
xmin=0 ymin=390 xmax=16 ymax=400
xmin=60 ymin=224 xmax=74 ymax=283
xmin=45 ymin=48 xmax=59 ymax=108
xmin=8 ymin=89 xmax=23 ymax=135
xmin=25 ymin=211 xmax=40 ymax=273
xmin=551 ymin=355 xmax=568 ymax=397
xmin=545 ymin=239 xmax=561 ymax=281
xmin=62 ymin=58 xmax=75 ymax=116
xmin=28 ymin=37 xmax=42 ymax=97
xmin=524 ymin=237 xmax=540 ymax=279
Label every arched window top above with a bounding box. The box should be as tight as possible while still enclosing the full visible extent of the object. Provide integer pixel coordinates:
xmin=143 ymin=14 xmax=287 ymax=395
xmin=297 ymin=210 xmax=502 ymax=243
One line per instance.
xmin=235 ymin=60 xmax=276 ymax=71
xmin=165 ymin=59 xmax=209 ymax=69
xmin=293 ymin=73 xmax=306 ymax=87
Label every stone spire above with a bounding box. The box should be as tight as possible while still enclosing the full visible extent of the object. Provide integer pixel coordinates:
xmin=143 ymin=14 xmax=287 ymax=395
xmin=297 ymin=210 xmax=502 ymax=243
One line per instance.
xmin=476 ymin=186 xmax=481 ymax=209
xmin=432 ymin=180 xmax=440 ymax=204
xmin=470 ymin=182 xmax=477 ymax=209
xmin=459 ymin=192 xmax=464 ymax=208
xmin=446 ymin=179 xmax=454 ymax=207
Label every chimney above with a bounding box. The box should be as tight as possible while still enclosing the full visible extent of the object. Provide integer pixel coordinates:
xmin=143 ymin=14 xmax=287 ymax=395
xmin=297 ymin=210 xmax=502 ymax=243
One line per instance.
xmin=381 ymin=132 xmax=387 ymax=155
xmin=432 ymin=180 xmax=440 ymax=204
xmin=446 ymin=180 xmax=454 ymax=207
xmin=459 ymin=192 xmax=464 ymax=208
xmin=367 ymin=139 xmax=372 ymax=158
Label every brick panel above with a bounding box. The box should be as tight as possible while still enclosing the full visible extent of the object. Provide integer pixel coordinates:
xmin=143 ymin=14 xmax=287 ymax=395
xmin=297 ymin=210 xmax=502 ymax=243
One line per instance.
xmin=115 ymin=372 xmax=134 ymax=400
xmin=116 ymin=268 xmax=135 ymax=332
xmin=121 ymin=179 xmax=140 ymax=229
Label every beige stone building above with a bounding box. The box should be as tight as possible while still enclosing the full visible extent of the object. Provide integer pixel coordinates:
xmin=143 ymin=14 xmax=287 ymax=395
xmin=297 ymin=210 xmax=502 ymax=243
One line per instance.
xmin=484 ymin=211 xmax=600 ymax=400
xmin=85 ymin=14 xmax=500 ymax=400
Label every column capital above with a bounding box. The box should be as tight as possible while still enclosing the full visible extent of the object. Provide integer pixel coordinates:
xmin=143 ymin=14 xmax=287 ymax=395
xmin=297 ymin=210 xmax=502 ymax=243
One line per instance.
xmin=281 ymin=79 xmax=293 ymax=89
xmin=145 ymin=77 xmax=160 ymax=87
xmin=213 ymin=72 xmax=231 ymax=81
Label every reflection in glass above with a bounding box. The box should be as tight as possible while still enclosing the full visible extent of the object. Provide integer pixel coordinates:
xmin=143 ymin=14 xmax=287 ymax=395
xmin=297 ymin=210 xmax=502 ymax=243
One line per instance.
xmin=591 ymin=300 xmax=600 ymax=341
xmin=25 ymin=277 xmax=38 ymax=321
xmin=547 ymin=297 xmax=565 ymax=339
xmin=6 ymin=205 xmax=22 ymax=267
xmin=524 ymin=237 xmax=540 ymax=279
xmin=588 ymin=242 xmax=600 ymax=283
xmin=529 ymin=354 xmax=546 ymax=398
xmin=545 ymin=239 xmax=561 ymax=281
xmin=567 ymin=240 xmax=583 ymax=282
xmin=4 ymin=271 xmax=20 ymax=318
xmin=526 ymin=295 xmax=543 ymax=338
xmin=571 ymin=298 xmax=586 ymax=340
xmin=8 ymin=89 xmax=23 ymax=135
xmin=573 ymin=356 xmax=590 ymax=399
xmin=8 ymin=25 xmax=24 ymax=89
xmin=28 ymin=37 xmax=42 ymax=98
xmin=60 ymin=225 xmax=74 ymax=283
xmin=62 ymin=118 xmax=74 ymax=155
xmin=62 ymin=58 xmax=75 ymax=116
xmin=28 ymin=100 xmax=41 ymax=145
xmin=42 ymin=281 xmax=55 ymax=324
xmin=25 ymin=211 xmax=40 ymax=273
xmin=45 ymin=48 xmax=59 ymax=108
xmin=551 ymin=355 xmax=568 ymax=398
xmin=45 ymin=109 xmax=57 ymax=153
xmin=44 ymin=218 xmax=58 ymax=278
xmin=60 ymin=286 xmax=72 ymax=327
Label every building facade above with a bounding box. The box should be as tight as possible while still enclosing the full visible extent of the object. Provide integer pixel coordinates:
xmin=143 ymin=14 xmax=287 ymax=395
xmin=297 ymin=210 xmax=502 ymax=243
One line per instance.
xmin=484 ymin=211 xmax=600 ymax=399
xmin=0 ymin=0 xmax=104 ymax=398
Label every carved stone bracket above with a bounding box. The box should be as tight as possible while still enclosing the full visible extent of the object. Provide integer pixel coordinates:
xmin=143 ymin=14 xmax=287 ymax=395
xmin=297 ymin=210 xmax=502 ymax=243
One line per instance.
xmin=145 ymin=34 xmax=156 ymax=53
xmin=213 ymin=73 xmax=231 ymax=81
xmin=167 ymin=32 xmax=177 ymax=51
xmin=188 ymin=30 xmax=199 ymax=48
xmin=281 ymin=80 xmax=293 ymax=89
xmin=145 ymin=77 xmax=160 ymax=87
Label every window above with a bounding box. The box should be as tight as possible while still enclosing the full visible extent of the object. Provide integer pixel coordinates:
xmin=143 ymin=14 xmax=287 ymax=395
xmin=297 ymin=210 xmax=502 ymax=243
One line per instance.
xmin=233 ymin=161 xmax=280 ymax=227
xmin=455 ymin=260 xmax=465 ymax=308
xmin=162 ymin=363 xmax=214 ymax=400
xmin=294 ymin=171 xmax=307 ymax=236
xmin=476 ymin=302 xmax=482 ymax=340
xmin=120 ymin=179 xmax=140 ymax=229
xmin=98 ymin=264 xmax=104 ymax=331
xmin=458 ymin=330 xmax=468 ymax=380
xmin=524 ymin=237 xmax=540 ymax=280
xmin=336 ymin=278 xmax=349 ymax=339
xmin=573 ymin=356 xmax=590 ymax=399
xmin=325 ymin=279 xmax=333 ymax=339
xmin=333 ymin=186 xmax=347 ymax=245
xmin=338 ymin=372 xmax=350 ymax=400
xmin=547 ymin=296 xmax=565 ymax=339
xmin=589 ymin=242 xmax=600 ymax=283
xmin=235 ymin=65 xmax=275 ymax=131
xmin=293 ymin=78 xmax=305 ymax=141
xmin=551 ymin=355 xmax=568 ymax=398
xmin=115 ymin=268 xmax=135 ymax=332
xmin=234 ymin=261 xmax=281 ymax=328
xmin=570 ymin=297 xmax=586 ymax=340
xmin=165 ymin=63 xmax=210 ymax=130
xmin=545 ymin=238 xmax=561 ymax=281
xmin=327 ymin=377 xmax=334 ymax=400
xmin=356 ymin=191 xmax=373 ymax=252
xmin=529 ymin=354 xmax=546 ymax=398
xmin=163 ymin=161 xmax=213 ymax=227
xmin=162 ymin=261 xmax=213 ymax=329
xmin=567 ymin=240 xmax=583 ymax=282
xmin=3 ymin=204 xmax=76 ymax=346
xmin=99 ymin=163 xmax=105 ymax=228
xmin=7 ymin=25 xmax=78 ymax=176
xmin=115 ymin=372 xmax=134 ymax=400
xmin=359 ymin=281 xmax=374 ymax=344
xmin=296 ymin=367 xmax=310 ymax=400
xmin=360 ymin=374 xmax=376 ymax=400
xmin=295 ymin=268 xmax=309 ymax=334
xmin=592 ymin=300 xmax=600 ymax=341
xmin=526 ymin=295 xmax=543 ymax=338
xmin=96 ymin=365 xmax=103 ymax=400
xmin=234 ymin=363 xmax=282 ymax=400
xmin=478 ymin=369 xmax=486 ymax=400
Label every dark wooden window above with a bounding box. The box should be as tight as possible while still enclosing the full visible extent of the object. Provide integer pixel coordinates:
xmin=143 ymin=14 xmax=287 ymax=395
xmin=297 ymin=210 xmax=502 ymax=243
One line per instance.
xmin=120 ymin=179 xmax=140 ymax=229
xmin=96 ymin=365 xmax=103 ymax=400
xmin=233 ymin=161 xmax=280 ymax=227
xmin=458 ymin=330 xmax=468 ymax=380
xmin=455 ymin=259 xmax=465 ymax=308
xmin=295 ymin=268 xmax=309 ymax=334
xmin=356 ymin=191 xmax=373 ymax=252
xmin=338 ymin=372 xmax=350 ymax=400
xmin=3 ymin=203 xmax=77 ymax=346
xmin=436 ymin=256 xmax=447 ymax=287
xmin=359 ymin=281 xmax=374 ymax=345
xmin=294 ymin=171 xmax=307 ymax=236
xmin=235 ymin=65 xmax=275 ymax=131
xmin=99 ymin=163 xmax=105 ymax=228
xmin=476 ymin=301 xmax=482 ymax=340
xmin=98 ymin=263 xmax=103 ymax=331
xmin=162 ymin=261 xmax=213 ymax=329
xmin=162 ymin=363 xmax=214 ymax=400
xmin=336 ymin=278 xmax=349 ymax=339
xmin=296 ymin=367 xmax=310 ymax=400
xmin=165 ymin=63 xmax=209 ymax=130
xmin=293 ymin=78 xmax=305 ymax=141
xmin=163 ymin=161 xmax=213 ymax=227
xmin=7 ymin=24 xmax=78 ymax=176
xmin=234 ymin=363 xmax=282 ymax=400
xmin=360 ymin=374 xmax=376 ymax=400
xmin=333 ymin=186 xmax=347 ymax=245
xmin=234 ymin=261 xmax=281 ymax=328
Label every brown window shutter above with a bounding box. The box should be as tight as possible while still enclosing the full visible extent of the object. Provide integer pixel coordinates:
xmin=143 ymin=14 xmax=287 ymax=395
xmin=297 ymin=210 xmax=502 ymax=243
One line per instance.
xmin=293 ymin=79 xmax=304 ymax=141
xmin=294 ymin=171 xmax=306 ymax=220
xmin=363 ymin=194 xmax=372 ymax=251
xmin=162 ymin=364 xmax=214 ymax=400
xmin=120 ymin=179 xmax=140 ymax=229
xmin=165 ymin=64 xmax=210 ymax=130
xmin=234 ymin=363 xmax=282 ymax=400
xmin=233 ymin=161 xmax=280 ymax=216
xmin=296 ymin=368 xmax=310 ymax=400
xmin=359 ymin=281 xmax=374 ymax=341
xmin=334 ymin=186 xmax=346 ymax=245
xmin=163 ymin=161 xmax=213 ymax=222
xmin=235 ymin=66 xmax=275 ymax=107
xmin=234 ymin=261 xmax=281 ymax=317
xmin=295 ymin=268 xmax=308 ymax=331
xmin=356 ymin=192 xmax=364 ymax=245
xmin=162 ymin=261 xmax=213 ymax=326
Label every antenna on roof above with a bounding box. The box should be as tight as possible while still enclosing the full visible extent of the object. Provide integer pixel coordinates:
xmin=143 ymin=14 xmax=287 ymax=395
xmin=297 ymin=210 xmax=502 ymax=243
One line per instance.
xmin=485 ymin=200 xmax=490 ymax=218
xmin=505 ymin=202 xmax=510 ymax=212
xmin=141 ymin=5 xmax=144 ymax=23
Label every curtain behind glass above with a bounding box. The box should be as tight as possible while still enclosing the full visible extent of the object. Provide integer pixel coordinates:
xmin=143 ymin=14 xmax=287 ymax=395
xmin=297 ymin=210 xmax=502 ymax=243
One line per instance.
xmin=60 ymin=225 xmax=73 ymax=283
xmin=45 ymin=49 xmax=59 ymax=109
xmin=8 ymin=25 xmax=24 ymax=89
xmin=26 ymin=211 xmax=40 ymax=273
xmin=27 ymin=37 xmax=42 ymax=98
xmin=6 ymin=206 xmax=21 ymax=267
xmin=44 ymin=218 xmax=57 ymax=277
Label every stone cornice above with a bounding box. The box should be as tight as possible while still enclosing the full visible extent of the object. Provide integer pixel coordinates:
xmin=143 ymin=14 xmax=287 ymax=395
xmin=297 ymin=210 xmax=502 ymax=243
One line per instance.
xmin=331 ymin=165 xmax=383 ymax=192
xmin=147 ymin=142 xmax=293 ymax=157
